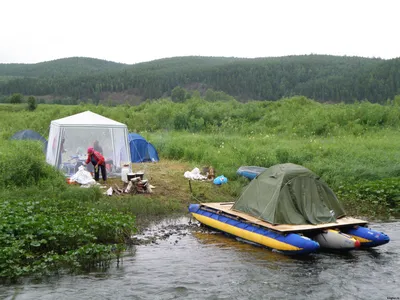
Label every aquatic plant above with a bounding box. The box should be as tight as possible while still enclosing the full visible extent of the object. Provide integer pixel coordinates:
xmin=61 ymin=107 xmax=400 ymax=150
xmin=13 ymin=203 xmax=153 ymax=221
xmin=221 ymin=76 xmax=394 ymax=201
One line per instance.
xmin=0 ymin=142 xmax=136 ymax=280
xmin=337 ymin=178 xmax=400 ymax=219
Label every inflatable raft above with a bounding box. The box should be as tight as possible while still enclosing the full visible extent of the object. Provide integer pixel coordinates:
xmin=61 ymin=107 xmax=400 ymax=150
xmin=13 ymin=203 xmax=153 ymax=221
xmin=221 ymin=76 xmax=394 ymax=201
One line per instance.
xmin=188 ymin=202 xmax=390 ymax=255
xmin=190 ymin=164 xmax=390 ymax=255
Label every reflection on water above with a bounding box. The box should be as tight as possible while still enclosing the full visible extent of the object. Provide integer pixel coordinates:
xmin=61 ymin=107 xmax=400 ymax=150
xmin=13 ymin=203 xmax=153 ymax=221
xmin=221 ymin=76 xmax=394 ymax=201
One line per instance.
xmin=192 ymin=231 xmax=300 ymax=265
xmin=0 ymin=217 xmax=398 ymax=300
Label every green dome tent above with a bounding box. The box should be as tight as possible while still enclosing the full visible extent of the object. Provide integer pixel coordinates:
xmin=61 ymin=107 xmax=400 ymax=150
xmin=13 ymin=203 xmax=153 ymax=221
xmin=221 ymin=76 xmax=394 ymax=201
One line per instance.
xmin=232 ymin=163 xmax=346 ymax=225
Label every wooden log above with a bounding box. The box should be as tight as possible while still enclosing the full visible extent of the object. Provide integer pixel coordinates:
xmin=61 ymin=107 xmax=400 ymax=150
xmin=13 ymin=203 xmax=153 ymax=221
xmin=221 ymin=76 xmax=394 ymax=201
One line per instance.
xmin=130 ymin=177 xmax=140 ymax=183
xmin=113 ymin=184 xmax=122 ymax=194
xmin=125 ymin=181 xmax=134 ymax=193
xmin=188 ymin=180 xmax=193 ymax=194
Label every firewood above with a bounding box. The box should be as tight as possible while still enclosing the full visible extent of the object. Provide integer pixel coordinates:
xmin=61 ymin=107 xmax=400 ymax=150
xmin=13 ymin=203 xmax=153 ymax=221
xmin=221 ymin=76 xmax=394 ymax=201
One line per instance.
xmin=113 ymin=184 xmax=122 ymax=194
xmin=125 ymin=181 xmax=133 ymax=193
xmin=147 ymin=185 xmax=153 ymax=193
xmin=130 ymin=177 xmax=140 ymax=183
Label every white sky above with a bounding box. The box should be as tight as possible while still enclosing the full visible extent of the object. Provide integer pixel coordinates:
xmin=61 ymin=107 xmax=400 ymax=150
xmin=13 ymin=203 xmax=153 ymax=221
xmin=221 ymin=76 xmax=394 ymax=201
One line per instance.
xmin=1 ymin=0 xmax=399 ymax=64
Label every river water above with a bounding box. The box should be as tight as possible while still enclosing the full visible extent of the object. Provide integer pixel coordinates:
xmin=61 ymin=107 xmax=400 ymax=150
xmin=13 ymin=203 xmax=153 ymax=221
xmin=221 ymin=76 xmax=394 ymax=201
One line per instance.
xmin=0 ymin=216 xmax=399 ymax=300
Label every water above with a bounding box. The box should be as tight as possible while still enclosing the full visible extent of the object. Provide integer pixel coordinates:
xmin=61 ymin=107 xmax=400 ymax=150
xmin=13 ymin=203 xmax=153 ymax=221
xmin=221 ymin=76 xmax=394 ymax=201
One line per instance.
xmin=1 ymin=217 xmax=399 ymax=300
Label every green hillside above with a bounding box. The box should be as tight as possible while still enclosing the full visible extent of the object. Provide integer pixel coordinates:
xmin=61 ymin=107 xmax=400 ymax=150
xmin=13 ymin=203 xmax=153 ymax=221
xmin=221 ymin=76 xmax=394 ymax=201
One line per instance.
xmin=0 ymin=55 xmax=399 ymax=104
xmin=0 ymin=57 xmax=127 ymax=78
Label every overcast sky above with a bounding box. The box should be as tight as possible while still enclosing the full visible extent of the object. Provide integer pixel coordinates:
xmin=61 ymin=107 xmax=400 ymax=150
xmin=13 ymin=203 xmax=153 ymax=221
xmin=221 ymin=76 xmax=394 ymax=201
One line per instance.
xmin=1 ymin=0 xmax=398 ymax=64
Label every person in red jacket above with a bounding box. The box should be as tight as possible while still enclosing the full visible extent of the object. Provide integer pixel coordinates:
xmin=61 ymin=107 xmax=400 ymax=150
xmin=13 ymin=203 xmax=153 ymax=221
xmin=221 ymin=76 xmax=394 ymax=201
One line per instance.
xmin=84 ymin=147 xmax=107 ymax=182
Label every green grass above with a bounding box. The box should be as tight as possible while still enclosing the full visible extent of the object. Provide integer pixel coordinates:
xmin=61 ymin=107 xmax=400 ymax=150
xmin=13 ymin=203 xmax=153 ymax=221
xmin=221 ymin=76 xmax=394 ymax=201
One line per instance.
xmin=149 ymin=130 xmax=400 ymax=188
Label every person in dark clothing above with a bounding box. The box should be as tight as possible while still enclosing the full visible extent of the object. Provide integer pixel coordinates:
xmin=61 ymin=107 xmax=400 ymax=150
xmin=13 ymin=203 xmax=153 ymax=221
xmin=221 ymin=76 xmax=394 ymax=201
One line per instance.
xmin=93 ymin=140 xmax=103 ymax=154
xmin=84 ymin=147 xmax=107 ymax=182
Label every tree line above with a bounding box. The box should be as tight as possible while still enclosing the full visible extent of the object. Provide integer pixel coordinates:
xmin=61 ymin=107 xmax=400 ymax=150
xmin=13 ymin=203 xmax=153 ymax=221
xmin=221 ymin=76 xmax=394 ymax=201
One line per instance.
xmin=0 ymin=55 xmax=399 ymax=104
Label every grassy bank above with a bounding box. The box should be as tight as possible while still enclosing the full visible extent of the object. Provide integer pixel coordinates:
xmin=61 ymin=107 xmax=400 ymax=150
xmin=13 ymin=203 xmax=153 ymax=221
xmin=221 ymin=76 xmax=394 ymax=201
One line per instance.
xmin=1 ymin=97 xmax=400 ymax=280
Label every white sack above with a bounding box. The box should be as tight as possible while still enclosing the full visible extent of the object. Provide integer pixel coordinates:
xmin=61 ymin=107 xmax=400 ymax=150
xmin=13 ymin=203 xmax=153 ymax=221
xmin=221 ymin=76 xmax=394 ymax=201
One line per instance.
xmin=70 ymin=165 xmax=96 ymax=185
xmin=184 ymin=167 xmax=207 ymax=180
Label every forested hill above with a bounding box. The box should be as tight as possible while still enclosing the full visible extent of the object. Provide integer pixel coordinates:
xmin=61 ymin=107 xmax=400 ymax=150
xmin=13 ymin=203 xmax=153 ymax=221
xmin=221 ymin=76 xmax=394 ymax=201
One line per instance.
xmin=0 ymin=57 xmax=127 ymax=78
xmin=0 ymin=55 xmax=399 ymax=104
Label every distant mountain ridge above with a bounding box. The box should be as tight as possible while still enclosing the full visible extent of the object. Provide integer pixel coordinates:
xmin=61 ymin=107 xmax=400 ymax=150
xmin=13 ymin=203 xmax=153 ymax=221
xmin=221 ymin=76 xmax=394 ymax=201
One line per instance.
xmin=0 ymin=55 xmax=399 ymax=104
xmin=0 ymin=57 xmax=127 ymax=78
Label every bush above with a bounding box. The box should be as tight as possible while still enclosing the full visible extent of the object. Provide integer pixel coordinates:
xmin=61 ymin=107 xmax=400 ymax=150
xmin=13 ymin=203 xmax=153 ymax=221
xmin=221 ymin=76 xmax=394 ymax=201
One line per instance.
xmin=27 ymin=96 xmax=37 ymax=111
xmin=9 ymin=93 xmax=23 ymax=104
xmin=0 ymin=141 xmax=64 ymax=189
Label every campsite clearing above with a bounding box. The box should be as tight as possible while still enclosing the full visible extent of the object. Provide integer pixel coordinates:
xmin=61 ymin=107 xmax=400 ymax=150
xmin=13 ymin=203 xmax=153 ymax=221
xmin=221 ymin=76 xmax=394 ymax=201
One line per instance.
xmin=93 ymin=159 xmax=235 ymax=206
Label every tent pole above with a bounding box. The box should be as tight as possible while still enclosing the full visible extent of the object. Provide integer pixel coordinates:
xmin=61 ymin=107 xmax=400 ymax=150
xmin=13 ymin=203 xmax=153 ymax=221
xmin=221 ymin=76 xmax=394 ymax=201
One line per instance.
xmin=124 ymin=128 xmax=131 ymax=172
xmin=110 ymin=128 xmax=116 ymax=172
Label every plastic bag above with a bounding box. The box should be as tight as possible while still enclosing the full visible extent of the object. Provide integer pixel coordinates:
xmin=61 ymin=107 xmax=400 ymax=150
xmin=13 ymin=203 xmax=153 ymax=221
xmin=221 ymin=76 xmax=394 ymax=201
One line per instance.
xmin=213 ymin=175 xmax=228 ymax=185
xmin=184 ymin=167 xmax=207 ymax=180
xmin=70 ymin=165 xmax=96 ymax=185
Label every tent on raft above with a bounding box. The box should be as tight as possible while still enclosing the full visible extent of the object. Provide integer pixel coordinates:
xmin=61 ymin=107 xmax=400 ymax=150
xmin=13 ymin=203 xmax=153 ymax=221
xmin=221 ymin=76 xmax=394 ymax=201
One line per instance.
xmin=128 ymin=133 xmax=159 ymax=163
xmin=10 ymin=129 xmax=48 ymax=153
xmin=46 ymin=111 xmax=131 ymax=176
xmin=232 ymin=163 xmax=346 ymax=225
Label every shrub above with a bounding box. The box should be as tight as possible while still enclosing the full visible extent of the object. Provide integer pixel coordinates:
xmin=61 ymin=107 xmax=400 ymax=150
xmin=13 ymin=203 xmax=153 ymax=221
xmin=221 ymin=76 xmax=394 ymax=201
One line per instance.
xmin=27 ymin=96 xmax=37 ymax=111
xmin=0 ymin=141 xmax=64 ymax=189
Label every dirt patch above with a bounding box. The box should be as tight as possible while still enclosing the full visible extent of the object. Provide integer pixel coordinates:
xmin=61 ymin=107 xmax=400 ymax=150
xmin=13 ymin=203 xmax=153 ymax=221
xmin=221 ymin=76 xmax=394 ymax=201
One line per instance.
xmin=102 ymin=159 xmax=226 ymax=204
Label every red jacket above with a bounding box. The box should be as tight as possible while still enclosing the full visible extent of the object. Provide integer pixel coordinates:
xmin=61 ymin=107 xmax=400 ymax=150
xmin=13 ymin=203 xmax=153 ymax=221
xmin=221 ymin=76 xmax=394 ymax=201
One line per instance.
xmin=85 ymin=150 xmax=105 ymax=165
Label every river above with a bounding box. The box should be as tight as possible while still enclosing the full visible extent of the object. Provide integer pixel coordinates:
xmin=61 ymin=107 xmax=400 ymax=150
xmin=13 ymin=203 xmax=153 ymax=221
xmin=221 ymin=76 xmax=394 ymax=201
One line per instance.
xmin=0 ymin=216 xmax=399 ymax=300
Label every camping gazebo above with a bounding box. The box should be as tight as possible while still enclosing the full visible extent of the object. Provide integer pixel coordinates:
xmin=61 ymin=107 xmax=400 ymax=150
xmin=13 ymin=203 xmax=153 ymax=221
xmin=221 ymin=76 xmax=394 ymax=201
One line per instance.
xmin=46 ymin=111 xmax=131 ymax=176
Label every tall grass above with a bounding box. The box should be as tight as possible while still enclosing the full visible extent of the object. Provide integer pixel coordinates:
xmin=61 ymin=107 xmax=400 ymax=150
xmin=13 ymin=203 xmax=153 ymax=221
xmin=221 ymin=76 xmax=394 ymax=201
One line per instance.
xmin=3 ymin=96 xmax=400 ymax=139
xmin=2 ymin=97 xmax=400 ymax=192
xmin=149 ymin=130 xmax=400 ymax=188
xmin=2 ymin=97 xmax=400 ymax=189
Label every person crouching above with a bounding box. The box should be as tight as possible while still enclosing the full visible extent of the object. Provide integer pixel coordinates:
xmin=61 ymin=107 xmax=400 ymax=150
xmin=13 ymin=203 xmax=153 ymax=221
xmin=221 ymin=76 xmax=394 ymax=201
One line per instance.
xmin=84 ymin=147 xmax=107 ymax=182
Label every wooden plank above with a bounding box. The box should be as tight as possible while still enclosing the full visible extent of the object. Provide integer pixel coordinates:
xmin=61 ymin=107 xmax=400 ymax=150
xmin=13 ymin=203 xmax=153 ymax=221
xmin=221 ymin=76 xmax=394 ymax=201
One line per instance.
xmin=200 ymin=202 xmax=368 ymax=233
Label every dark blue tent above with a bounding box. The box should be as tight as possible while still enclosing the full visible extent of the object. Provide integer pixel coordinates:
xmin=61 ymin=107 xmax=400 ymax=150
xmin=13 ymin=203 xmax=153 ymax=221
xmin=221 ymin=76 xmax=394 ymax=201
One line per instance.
xmin=10 ymin=129 xmax=48 ymax=153
xmin=128 ymin=133 xmax=159 ymax=163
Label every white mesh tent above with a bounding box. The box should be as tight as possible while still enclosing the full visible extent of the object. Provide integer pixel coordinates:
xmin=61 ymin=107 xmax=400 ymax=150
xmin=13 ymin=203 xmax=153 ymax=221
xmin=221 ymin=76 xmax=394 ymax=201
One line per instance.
xmin=46 ymin=111 xmax=131 ymax=176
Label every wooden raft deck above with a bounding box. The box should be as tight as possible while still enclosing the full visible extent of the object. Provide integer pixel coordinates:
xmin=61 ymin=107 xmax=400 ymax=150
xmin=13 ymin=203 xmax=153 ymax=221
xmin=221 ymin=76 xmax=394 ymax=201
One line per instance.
xmin=200 ymin=202 xmax=368 ymax=233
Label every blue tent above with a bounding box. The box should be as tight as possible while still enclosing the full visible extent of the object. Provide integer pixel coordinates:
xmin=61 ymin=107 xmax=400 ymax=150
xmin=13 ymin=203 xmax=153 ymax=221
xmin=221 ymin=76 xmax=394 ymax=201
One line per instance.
xmin=10 ymin=129 xmax=48 ymax=153
xmin=236 ymin=166 xmax=268 ymax=180
xmin=128 ymin=133 xmax=159 ymax=163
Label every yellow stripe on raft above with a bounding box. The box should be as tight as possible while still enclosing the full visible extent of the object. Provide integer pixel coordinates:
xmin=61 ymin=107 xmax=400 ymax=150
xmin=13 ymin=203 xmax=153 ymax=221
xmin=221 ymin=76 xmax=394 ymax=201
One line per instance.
xmin=348 ymin=235 xmax=372 ymax=243
xmin=193 ymin=213 xmax=302 ymax=251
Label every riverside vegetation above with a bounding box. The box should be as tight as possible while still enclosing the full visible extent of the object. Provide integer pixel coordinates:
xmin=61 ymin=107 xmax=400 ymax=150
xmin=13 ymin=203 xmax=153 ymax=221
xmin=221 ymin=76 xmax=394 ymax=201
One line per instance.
xmin=1 ymin=96 xmax=400 ymax=280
